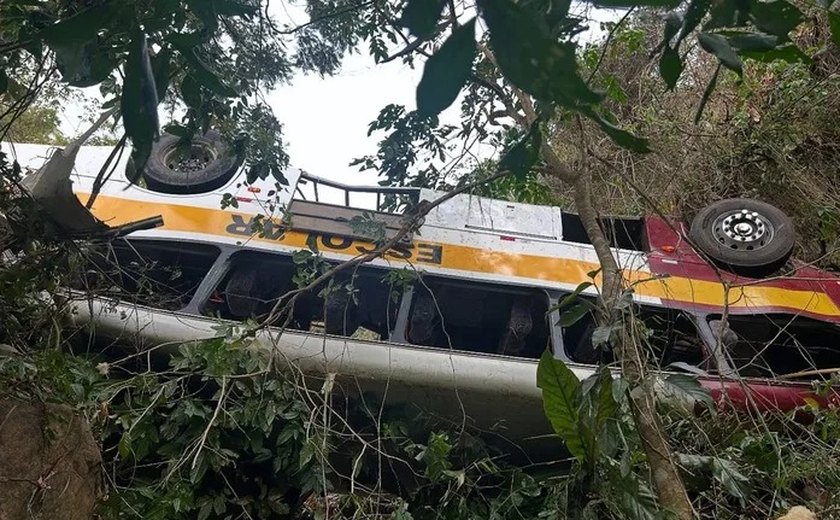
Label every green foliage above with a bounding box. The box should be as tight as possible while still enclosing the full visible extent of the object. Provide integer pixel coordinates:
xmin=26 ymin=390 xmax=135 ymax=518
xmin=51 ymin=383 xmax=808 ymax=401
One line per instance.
xmin=1 ymin=102 xmax=68 ymax=144
xmin=401 ymin=0 xmax=446 ymax=38
xmin=416 ymin=18 xmax=476 ymax=117
xmin=497 ymin=122 xmax=543 ymax=180
xmin=100 ymin=339 xmax=325 ymax=519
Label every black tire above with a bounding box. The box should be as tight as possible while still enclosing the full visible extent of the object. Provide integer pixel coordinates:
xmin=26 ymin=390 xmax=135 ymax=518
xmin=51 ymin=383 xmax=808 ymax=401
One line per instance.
xmin=142 ymin=131 xmax=242 ymax=194
xmin=689 ymin=198 xmax=795 ymax=276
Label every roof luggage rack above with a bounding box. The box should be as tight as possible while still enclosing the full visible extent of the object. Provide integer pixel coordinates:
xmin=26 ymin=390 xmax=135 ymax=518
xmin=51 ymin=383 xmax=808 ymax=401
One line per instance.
xmin=288 ymin=173 xmax=422 ymax=242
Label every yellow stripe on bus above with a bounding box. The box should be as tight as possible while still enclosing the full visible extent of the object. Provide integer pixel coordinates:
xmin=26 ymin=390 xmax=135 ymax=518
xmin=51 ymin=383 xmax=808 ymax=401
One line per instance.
xmin=83 ymin=193 xmax=840 ymax=319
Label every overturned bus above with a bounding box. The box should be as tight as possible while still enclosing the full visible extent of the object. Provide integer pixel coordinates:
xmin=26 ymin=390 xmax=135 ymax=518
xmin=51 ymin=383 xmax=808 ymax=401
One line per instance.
xmin=9 ymin=134 xmax=840 ymax=448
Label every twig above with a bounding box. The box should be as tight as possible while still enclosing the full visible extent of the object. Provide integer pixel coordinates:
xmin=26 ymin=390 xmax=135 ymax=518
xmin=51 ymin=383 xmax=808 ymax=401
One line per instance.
xmin=274 ymin=1 xmax=374 ymax=34
xmin=191 ymin=376 xmax=228 ymax=471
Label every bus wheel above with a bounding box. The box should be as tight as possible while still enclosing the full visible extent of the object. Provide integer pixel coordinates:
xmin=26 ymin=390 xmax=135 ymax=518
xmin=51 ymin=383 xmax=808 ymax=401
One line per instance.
xmin=142 ymin=131 xmax=242 ymax=194
xmin=689 ymin=198 xmax=795 ymax=276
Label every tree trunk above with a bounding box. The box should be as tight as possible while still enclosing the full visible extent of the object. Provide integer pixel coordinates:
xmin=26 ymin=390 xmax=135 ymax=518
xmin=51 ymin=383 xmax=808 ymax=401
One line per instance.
xmin=570 ymin=172 xmax=695 ymax=520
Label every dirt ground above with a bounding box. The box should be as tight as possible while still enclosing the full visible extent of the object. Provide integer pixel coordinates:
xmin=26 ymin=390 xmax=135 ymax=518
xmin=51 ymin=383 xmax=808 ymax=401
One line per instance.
xmin=0 ymin=400 xmax=101 ymax=520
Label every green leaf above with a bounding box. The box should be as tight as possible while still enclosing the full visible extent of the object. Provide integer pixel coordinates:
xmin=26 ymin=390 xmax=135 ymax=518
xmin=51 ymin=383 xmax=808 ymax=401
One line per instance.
xmin=400 ymin=0 xmax=446 ymax=38
xmin=662 ymin=12 xmax=682 ymax=47
xmin=0 ymin=69 xmax=6 ymax=94
xmin=659 ymin=46 xmax=683 ymax=90
xmin=497 ymin=123 xmax=542 ymax=180
xmin=740 ymin=43 xmax=809 ymax=63
xmin=677 ymin=454 xmax=751 ymax=501
xmin=118 ymin=433 xmax=132 ymax=459
xmin=550 ymin=281 xmax=593 ymax=313
xmin=181 ymin=74 xmax=203 ymax=109
xmin=663 ymin=373 xmax=715 ymax=411
xmin=479 ymin=0 xmax=601 ymax=107
xmin=122 ymin=32 xmax=160 ymax=179
xmin=537 ymin=350 xmax=585 ymax=459
xmin=38 ymin=2 xmax=117 ymax=45
xmin=186 ymin=0 xmax=219 ymax=34
xmin=151 ymin=47 xmax=172 ymax=99
xmin=829 ymin=11 xmax=840 ymax=47
xmin=416 ymin=18 xmax=476 ymax=116
xmin=585 ymin=108 xmax=650 ymax=153
xmin=698 ymin=32 xmax=743 ymax=75
xmin=694 ymin=63 xmax=721 ymax=124
xmin=54 ymin=40 xmax=117 ymax=88
xmin=593 ymin=366 xmax=617 ymax=430
xmin=722 ymin=31 xmax=778 ymax=52
xmin=749 ymin=0 xmax=803 ymax=38
xmin=677 ymin=0 xmax=712 ymax=45
xmin=171 ymin=41 xmax=237 ymax=97
xmin=704 ymin=0 xmax=742 ymax=30
xmin=557 ymin=301 xmax=593 ymax=327
xmin=590 ymin=325 xmax=614 ymax=348
xmin=197 ymin=501 xmax=213 ymax=520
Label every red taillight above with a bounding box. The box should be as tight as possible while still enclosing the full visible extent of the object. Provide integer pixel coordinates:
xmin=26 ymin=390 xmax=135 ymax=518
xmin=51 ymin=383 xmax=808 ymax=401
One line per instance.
xmin=247 ymin=186 xmax=261 ymax=193
xmin=500 ymin=235 xmax=515 ymax=241
xmin=661 ymin=245 xmax=676 ymax=253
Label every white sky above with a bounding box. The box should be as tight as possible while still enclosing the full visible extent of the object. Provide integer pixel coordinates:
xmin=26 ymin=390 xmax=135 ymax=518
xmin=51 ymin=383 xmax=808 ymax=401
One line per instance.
xmin=267 ymin=52 xmax=449 ymax=186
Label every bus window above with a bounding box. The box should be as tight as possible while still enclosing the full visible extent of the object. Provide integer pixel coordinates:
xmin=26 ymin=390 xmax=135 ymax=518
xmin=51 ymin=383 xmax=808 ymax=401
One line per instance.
xmin=564 ymin=304 xmax=709 ymax=370
xmin=709 ymin=315 xmax=840 ymax=379
xmin=81 ymin=239 xmax=220 ymax=311
xmin=405 ymin=277 xmax=550 ymax=359
xmin=202 ymin=251 xmax=399 ymax=340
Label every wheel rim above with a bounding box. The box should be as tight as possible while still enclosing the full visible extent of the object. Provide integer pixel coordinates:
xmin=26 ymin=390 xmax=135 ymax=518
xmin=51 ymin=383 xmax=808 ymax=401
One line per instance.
xmin=712 ymin=209 xmax=775 ymax=251
xmin=163 ymin=142 xmax=217 ymax=173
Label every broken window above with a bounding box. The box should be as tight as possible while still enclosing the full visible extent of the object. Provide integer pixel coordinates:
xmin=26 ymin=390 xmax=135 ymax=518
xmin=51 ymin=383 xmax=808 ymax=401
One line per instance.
xmin=563 ymin=303 xmax=709 ymax=370
xmin=561 ymin=213 xmax=646 ymax=251
xmin=202 ymin=251 xmax=400 ymax=340
xmin=709 ymin=314 xmax=840 ymax=379
xmin=81 ymin=239 xmax=220 ymax=310
xmin=405 ymin=277 xmax=550 ymax=359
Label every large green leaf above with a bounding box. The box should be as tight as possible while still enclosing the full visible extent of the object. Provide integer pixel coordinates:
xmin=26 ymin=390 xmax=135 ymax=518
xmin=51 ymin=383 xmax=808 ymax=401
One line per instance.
xmin=740 ymin=44 xmax=809 ymax=63
xmin=478 ymin=0 xmax=601 ymax=107
xmin=663 ymin=373 xmax=715 ymax=411
xmin=698 ymin=32 xmax=743 ymax=75
xmin=38 ymin=2 xmax=119 ymax=45
xmin=722 ymin=31 xmax=778 ymax=52
xmin=585 ymin=108 xmax=650 ymax=153
xmin=171 ymin=41 xmax=237 ymax=97
xmin=416 ymin=18 xmax=476 ymax=116
xmin=400 ymin=0 xmax=446 ymax=38
xmin=54 ymin=39 xmax=118 ymax=88
xmin=497 ymin=123 xmax=542 ymax=180
xmin=186 ymin=0 xmax=220 ymax=35
xmin=677 ymin=0 xmax=712 ymax=45
xmin=593 ymin=366 xmax=617 ymax=430
xmin=151 ymin=47 xmax=172 ymax=99
xmin=122 ymin=32 xmax=160 ymax=181
xmin=659 ymin=46 xmax=683 ymax=90
xmin=829 ymin=12 xmax=840 ymax=47
xmin=557 ymin=301 xmax=594 ymax=327
xmin=677 ymin=454 xmax=751 ymax=501
xmin=181 ymin=74 xmax=203 ymax=109
xmin=749 ymin=0 xmax=803 ymax=39
xmin=537 ymin=350 xmax=585 ymax=459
